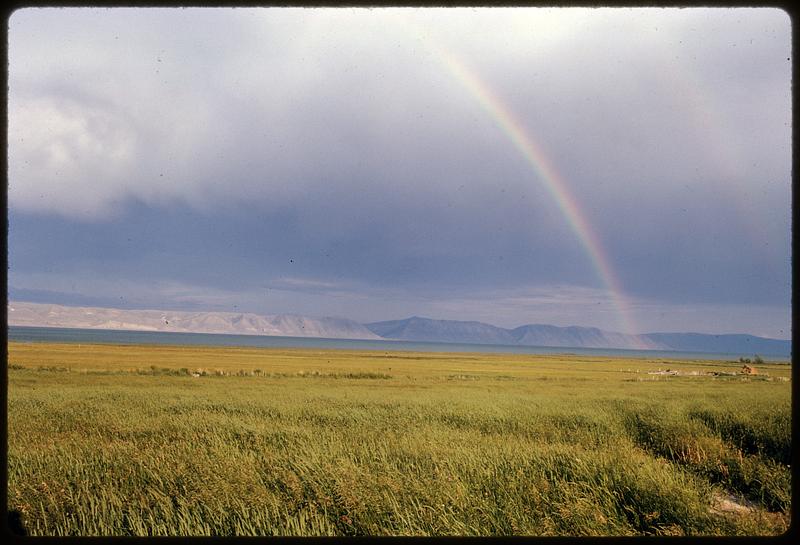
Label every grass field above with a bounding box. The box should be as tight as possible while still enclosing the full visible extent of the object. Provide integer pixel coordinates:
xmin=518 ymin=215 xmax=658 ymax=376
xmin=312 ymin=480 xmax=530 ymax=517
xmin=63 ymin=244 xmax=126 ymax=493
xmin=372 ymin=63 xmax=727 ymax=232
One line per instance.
xmin=6 ymin=341 xmax=792 ymax=536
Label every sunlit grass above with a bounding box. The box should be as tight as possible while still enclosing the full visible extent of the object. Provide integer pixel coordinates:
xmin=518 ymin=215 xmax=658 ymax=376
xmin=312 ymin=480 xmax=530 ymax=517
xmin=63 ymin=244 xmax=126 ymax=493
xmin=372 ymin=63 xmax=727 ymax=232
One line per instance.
xmin=7 ymin=341 xmax=791 ymax=536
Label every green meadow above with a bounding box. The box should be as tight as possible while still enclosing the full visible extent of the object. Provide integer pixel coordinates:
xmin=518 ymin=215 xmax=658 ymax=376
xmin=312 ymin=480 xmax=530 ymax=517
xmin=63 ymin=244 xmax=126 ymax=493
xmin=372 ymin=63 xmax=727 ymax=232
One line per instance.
xmin=6 ymin=341 xmax=791 ymax=536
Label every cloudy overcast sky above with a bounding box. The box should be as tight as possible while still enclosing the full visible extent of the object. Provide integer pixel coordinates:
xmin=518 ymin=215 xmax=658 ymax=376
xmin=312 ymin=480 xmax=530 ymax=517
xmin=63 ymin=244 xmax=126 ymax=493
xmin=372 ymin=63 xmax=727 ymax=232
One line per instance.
xmin=7 ymin=7 xmax=791 ymax=338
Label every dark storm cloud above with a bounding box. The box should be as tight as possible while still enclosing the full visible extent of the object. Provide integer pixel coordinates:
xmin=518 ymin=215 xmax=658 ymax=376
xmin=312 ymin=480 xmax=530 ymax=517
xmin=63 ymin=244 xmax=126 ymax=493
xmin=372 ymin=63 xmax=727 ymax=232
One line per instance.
xmin=8 ymin=194 xmax=593 ymax=296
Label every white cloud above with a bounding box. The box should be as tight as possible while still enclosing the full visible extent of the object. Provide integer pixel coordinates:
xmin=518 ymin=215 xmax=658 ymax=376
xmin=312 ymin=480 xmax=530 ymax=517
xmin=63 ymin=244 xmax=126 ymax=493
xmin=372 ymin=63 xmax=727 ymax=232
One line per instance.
xmin=8 ymin=93 xmax=139 ymax=219
xmin=8 ymin=7 xmax=790 ymax=222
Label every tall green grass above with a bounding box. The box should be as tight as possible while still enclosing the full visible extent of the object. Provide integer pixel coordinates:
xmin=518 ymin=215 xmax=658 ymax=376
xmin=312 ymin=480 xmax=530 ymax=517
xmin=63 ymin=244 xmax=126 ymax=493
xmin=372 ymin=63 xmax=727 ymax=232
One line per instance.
xmin=6 ymin=342 xmax=791 ymax=536
xmin=623 ymin=405 xmax=790 ymax=512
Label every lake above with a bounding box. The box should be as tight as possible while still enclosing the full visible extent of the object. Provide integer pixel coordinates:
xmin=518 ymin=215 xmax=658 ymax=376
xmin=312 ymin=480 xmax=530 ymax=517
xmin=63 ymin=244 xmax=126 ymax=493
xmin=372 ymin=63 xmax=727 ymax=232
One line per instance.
xmin=6 ymin=325 xmax=779 ymax=361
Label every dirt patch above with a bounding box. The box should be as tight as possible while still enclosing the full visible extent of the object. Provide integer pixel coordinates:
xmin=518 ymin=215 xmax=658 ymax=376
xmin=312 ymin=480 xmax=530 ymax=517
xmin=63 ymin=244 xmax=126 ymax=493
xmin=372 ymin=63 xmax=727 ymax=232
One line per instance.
xmin=709 ymin=491 xmax=756 ymax=515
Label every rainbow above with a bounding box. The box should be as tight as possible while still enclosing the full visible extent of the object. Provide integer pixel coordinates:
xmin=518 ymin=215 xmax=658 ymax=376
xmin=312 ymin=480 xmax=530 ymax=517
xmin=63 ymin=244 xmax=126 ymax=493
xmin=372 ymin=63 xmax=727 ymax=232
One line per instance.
xmin=410 ymin=27 xmax=647 ymax=345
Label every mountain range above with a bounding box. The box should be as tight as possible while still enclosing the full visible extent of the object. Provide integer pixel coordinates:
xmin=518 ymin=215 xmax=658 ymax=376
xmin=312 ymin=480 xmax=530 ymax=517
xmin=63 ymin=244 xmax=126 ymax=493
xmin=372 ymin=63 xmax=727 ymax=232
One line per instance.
xmin=6 ymin=301 xmax=791 ymax=356
xmin=7 ymin=302 xmax=381 ymax=340
xmin=365 ymin=316 xmax=789 ymax=355
xmin=365 ymin=317 xmax=665 ymax=350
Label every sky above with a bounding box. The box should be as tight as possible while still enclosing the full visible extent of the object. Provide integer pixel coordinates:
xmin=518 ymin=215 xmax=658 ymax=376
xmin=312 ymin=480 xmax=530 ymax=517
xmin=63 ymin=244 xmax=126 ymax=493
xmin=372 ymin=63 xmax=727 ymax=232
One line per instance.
xmin=6 ymin=7 xmax=792 ymax=339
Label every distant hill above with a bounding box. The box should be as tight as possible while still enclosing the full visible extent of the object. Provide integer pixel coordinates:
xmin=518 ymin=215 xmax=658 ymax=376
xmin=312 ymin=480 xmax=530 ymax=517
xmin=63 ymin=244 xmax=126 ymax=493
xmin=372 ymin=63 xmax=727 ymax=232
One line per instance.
xmin=7 ymin=302 xmax=382 ymax=340
xmin=7 ymin=301 xmax=791 ymax=356
xmin=365 ymin=316 xmax=517 ymax=345
xmin=510 ymin=324 xmax=663 ymax=350
xmin=368 ymin=318 xmax=661 ymax=350
xmin=367 ymin=316 xmax=790 ymax=356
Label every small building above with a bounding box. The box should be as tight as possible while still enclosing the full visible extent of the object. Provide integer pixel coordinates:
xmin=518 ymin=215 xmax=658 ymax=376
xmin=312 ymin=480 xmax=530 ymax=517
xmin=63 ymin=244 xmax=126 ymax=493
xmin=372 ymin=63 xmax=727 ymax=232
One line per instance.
xmin=741 ymin=364 xmax=757 ymax=375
